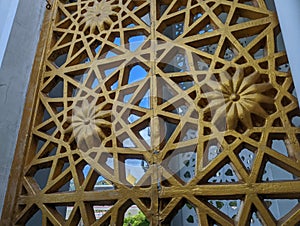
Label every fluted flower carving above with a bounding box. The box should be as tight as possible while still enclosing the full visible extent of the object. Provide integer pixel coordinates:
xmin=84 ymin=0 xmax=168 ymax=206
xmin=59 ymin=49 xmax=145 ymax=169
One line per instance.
xmin=81 ymin=0 xmax=119 ymax=33
xmin=66 ymin=99 xmax=111 ymax=150
xmin=204 ymin=68 xmax=274 ymax=130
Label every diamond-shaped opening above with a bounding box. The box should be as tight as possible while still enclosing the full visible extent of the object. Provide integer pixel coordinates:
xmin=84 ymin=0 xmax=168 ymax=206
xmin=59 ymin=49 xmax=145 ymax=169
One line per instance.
xmin=173 ymin=122 xmax=198 ymax=143
xmin=192 ymin=53 xmax=211 ymax=71
xmin=140 ymin=12 xmax=150 ymax=26
xmin=187 ymin=36 xmax=220 ymax=56
xmin=146 ymin=118 xmax=174 ymax=150
xmin=105 ymin=71 xmax=119 ymax=91
xmin=186 ymin=15 xmax=216 ymax=36
xmin=192 ymin=11 xmax=203 ymax=23
xmin=123 ymin=137 xmax=136 ymax=148
xmin=273 ymin=26 xmax=285 ymax=53
xmin=250 ymin=215 xmax=263 ymax=225
xmin=113 ymin=36 xmax=121 ymax=46
xmin=238 ymin=148 xmax=256 ymax=172
xmin=105 ymin=50 xmax=118 ymax=58
xmin=224 ymin=135 xmax=237 ymax=144
xmin=138 ymin=126 xmax=151 ymax=147
xmin=43 ymin=76 xmax=64 ymax=98
xmin=123 ymin=93 xmax=133 ymax=103
xmin=67 ymin=48 xmax=91 ymax=66
xmin=156 ymin=79 xmax=178 ymax=105
xmin=176 ymin=104 xmax=189 ymax=116
xmin=203 ymin=140 xmax=222 ymax=166
xmin=118 ymin=155 xmax=145 ymax=186
xmin=64 ymin=206 xmax=82 ymax=225
xmin=128 ymin=113 xmax=141 ymax=124
xmin=65 ymin=68 xmax=88 ymax=84
xmin=163 ymin=53 xmax=189 ymax=73
xmin=104 ymin=66 xmax=119 ymax=77
xmin=123 ymin=203 xmax=149 ymax=225
xmin=275 ymin=60 xmax=289 ymax=73
xmin=213 ymin=4 xmax=230 ymax=24
xmin=125 ymin=80 xmax=150 ymax=109
xmin=28 ymin=165 xmax=51 ymax=190
xmin=265 ymin=0 xmax=276 ymax=11
xmin=127 ymin=35 xmax=147 ymax=51
xmin=170 ymin=75 xmax=195 ymax=91
xmin=208 ymin=199 xmax=242 ymax=219
xmin=137 ymin=89 xmax=150 ymax=109
xmin=237 ymin=32 xmax=263 ymax=47
xmin=56 ymin=6 xmax=73 ymax=27
xmin=83 ymin=167 xmax=114 ymax=191
xmin=269 ymin=137 xmax=289 ymax=157
xmin=208 ymin=163 xmax=239 ymax=183
xmin=238 ymin=0 xmax=256 ymax=6
xmin=49 ymin=47 xmax=69 ymax=67
xmin=164 ymin=146 xmax=197 ymax=184
xmin=90 ymin=39 xmax=102 ymax=56
xmin=249 ymin=206 xmax=264 ymax=226
xmin=292 ymin=116 xmax=300 ymax=127
xmin=158 ymin=47 xmax=190 ymax=73
xmin=291 ymin=87 xmax=298 ymax=98
xmin=99 ymin=152 xmax=114 ymax=171
xmin=229 ymin=8 xmax=267 ymax=25
xmin=263 ymin=199 xmax=299 ymax=220
xmin=158 ymin=4 xmax=168 ymax=17
xmin=281 ymin=96 xmax=292 ymax=107
xmin=272 ymin=118 xmax=283 ymax=127
xmin=262 ymin=161 xmax=296 ymax=182
xmin=123 ymin=21 xmax=138 ymax=29
xmin=119 ymin=157 xmax=149 ymax=186
xmin=169 ymin=201 xmax=199 ymax=225
xmin=128 ymin=65 xmax=148 ymax=84
xmin=92 ymin=201 xmax=116 ymax=220
xmin=249 ymin=36 xmax=267 ymax=60
xmin=162 ymin=21 xmax=184 ymax=40
xmin=219 ymin=38 xmax=238 ymax=61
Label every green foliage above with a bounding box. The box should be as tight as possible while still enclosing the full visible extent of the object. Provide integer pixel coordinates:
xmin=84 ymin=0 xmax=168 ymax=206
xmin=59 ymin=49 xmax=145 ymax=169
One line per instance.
xmin=123 ymin=211 xmax=150 ymax=226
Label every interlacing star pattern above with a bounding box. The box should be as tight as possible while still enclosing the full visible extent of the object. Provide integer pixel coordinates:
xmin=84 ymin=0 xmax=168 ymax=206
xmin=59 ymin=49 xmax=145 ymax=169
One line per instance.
xmin=4 ymin=0 xmax=300 ymax=225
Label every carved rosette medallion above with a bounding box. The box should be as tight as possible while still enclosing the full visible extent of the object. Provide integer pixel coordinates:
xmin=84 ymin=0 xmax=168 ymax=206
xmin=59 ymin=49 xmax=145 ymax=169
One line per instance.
xmin=66 ymin=99 xmax=111 ymax=151
xmin=204 ymin=68 xmax=274 ymax=130
xmin=80 ymin=0 xmax=119 ymax=33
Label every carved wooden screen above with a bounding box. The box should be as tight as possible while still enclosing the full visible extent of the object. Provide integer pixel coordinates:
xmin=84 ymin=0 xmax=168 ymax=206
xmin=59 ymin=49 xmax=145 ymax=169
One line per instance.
xmin=2 ymin=0 xmax=300 ymax=225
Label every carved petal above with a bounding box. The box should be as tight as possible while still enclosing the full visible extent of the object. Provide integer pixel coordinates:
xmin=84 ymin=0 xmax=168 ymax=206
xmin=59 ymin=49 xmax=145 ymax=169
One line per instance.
xmin=227 ymin=102 xmax=238 ymax=130
xmin=236 ymin=103 xmax=252 ymax=129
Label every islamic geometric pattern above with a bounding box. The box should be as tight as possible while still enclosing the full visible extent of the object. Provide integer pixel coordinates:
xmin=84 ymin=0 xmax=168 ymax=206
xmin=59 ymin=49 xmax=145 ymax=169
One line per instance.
xmin=3 ymin=0 xmax=300 ymax=225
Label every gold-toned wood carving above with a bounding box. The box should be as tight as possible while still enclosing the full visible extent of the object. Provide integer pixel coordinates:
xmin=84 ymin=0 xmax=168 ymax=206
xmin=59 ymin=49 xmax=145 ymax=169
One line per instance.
xmin=1 ymin=0 xmax=300 ymax=225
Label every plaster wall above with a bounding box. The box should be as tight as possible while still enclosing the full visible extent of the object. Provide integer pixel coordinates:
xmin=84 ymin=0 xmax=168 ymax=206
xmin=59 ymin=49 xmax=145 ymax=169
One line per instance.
xmin=274 ymin=0 xmax=300 ymax=102
xmin=0 ymin=0 xmax=19 ymax=67
xmin=0 ymin=0 xmax=45 ymax=216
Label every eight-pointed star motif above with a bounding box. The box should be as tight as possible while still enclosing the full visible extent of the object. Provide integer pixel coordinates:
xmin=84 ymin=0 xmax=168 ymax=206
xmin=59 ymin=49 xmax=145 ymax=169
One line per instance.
xmin=80 ymin=0 xmax=119 ymax=33
xmin=66 ymin=99 xmax=111 ymax=151
xmin=204 ymin=68 xmax=274 ymax=130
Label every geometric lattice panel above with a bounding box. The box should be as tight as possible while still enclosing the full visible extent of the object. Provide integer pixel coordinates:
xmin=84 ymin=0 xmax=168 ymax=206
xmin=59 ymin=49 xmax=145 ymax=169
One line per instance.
xmin=2 ymin=0 xmax=300 ymax=225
